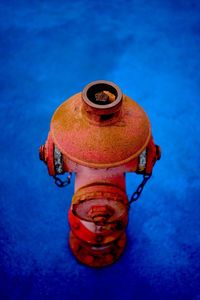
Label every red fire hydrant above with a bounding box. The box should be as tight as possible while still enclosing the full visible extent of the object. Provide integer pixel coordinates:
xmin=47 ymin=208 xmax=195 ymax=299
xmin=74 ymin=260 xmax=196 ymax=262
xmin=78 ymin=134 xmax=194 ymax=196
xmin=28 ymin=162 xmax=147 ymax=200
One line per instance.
xmin=39 ymin=80 xmax=161 ymax=267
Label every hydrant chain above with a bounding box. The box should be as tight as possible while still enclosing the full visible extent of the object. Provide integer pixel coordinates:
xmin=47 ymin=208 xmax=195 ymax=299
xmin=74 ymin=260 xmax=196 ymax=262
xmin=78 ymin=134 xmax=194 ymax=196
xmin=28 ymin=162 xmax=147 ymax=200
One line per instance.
xmin=129 ymin=173 xmax=152 ymax=205
xmin=53 ymin=172 xmax=72 ymax=188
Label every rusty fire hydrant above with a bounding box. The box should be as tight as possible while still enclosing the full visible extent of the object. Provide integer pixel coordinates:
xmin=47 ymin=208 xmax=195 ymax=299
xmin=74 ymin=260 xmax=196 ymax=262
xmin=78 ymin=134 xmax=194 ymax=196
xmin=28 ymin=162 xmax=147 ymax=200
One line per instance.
xmin=39 ymin=80 xmax=161 ymax=267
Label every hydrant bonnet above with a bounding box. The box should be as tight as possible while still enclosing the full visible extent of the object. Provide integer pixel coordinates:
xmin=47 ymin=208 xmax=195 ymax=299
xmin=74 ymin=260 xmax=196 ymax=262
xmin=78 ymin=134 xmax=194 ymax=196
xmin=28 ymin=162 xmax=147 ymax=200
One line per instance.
xmin=50 ymin=80 xmax=151 ymax=168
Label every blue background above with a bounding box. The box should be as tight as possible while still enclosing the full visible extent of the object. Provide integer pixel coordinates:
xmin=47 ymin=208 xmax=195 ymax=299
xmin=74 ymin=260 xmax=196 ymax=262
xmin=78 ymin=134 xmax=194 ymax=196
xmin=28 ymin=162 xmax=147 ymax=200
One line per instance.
xmin=0 ymin=0 xmax=200 ymax=299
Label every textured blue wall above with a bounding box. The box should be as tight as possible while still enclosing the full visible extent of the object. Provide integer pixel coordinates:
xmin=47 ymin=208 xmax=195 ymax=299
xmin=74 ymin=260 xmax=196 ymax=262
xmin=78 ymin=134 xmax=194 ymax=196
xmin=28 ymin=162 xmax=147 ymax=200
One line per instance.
xmin=0 ymin=0 xmax=200 ymax=299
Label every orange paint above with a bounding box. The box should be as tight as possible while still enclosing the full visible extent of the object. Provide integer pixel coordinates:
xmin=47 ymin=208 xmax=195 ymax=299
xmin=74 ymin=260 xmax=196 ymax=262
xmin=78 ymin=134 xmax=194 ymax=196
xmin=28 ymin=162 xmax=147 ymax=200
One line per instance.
xmin=39 ymin=80 xmax=160 ymax=267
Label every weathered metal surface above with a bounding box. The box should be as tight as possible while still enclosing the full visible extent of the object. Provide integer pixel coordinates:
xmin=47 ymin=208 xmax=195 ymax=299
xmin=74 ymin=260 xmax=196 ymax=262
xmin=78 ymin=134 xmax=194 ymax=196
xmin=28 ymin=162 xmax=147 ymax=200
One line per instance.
xmin=50 ymin=80 xmax=151 ymax=168
xmin=39 ymin=80 xmax=161 ymax=267
xmin=54 ymin=145 xmax=63 ymax=174
xmin=68 ymin=209 xmax=127 ymax=245
xmin=69 ymin=231 xmax=126 ymax=267
xmin=71 ymin=184 xmax=128 ymax=222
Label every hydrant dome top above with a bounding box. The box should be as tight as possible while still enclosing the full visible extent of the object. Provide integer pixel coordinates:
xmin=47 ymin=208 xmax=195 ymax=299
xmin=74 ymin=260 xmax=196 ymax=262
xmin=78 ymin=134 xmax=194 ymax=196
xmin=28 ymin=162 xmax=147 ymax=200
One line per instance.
xmin=50 ymin=81 xmax=151 ymax=168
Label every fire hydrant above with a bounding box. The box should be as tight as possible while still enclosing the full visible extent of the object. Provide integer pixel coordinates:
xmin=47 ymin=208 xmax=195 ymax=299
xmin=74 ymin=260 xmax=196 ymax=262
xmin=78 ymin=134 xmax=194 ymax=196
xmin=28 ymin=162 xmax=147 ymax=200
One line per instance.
xmin=39 ymin=80 xmax=161 ymax=267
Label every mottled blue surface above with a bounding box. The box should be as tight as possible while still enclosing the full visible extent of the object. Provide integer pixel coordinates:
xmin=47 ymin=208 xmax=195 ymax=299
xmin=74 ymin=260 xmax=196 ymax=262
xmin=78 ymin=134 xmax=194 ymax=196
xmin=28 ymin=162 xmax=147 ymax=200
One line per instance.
xmin=0 ymin=0 xmax=200 ymax=299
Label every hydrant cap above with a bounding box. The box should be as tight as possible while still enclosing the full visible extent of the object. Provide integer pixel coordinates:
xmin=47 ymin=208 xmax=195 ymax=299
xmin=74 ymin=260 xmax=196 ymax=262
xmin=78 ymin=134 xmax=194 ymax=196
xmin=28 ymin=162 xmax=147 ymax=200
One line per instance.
xmin=50 ymin=80 xmax=151 ymax=168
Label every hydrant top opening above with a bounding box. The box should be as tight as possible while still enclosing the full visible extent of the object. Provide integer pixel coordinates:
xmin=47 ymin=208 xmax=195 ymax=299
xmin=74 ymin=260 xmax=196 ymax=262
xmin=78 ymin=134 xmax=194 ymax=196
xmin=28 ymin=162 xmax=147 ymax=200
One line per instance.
xmin=82 ymin=80 xmax=122 ymax=109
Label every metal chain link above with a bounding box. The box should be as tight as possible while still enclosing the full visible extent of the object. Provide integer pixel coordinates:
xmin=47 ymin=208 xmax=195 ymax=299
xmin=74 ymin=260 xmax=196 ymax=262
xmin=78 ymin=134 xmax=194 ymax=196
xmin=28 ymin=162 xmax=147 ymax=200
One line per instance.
xmin=53 ymin=171 xmax=151 ymax=202
xmin=129 ymin=173 xmax=152 ymax=205
xmin=53 ymin=172 xmax=72 ymax=188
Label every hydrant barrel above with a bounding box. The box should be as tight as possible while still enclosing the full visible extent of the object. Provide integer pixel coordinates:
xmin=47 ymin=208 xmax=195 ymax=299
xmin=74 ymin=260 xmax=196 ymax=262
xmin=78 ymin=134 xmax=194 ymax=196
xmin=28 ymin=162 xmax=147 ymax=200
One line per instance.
xmin=39 ymin=80 xmax=160 ymax=267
